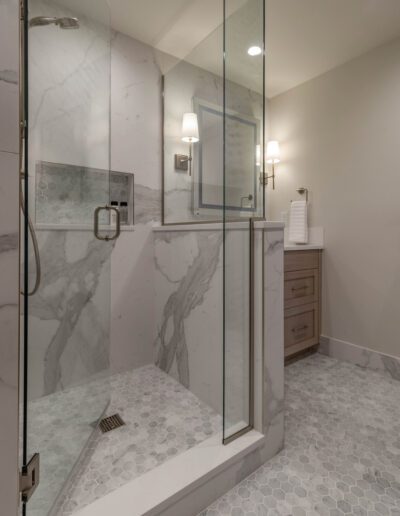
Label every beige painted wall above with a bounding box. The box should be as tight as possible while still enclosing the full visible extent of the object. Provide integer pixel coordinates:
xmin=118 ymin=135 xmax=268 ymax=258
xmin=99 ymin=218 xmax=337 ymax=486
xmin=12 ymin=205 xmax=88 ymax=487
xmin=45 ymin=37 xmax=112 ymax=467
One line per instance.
xmin=268 ymin=37 xmax=400 ymax=359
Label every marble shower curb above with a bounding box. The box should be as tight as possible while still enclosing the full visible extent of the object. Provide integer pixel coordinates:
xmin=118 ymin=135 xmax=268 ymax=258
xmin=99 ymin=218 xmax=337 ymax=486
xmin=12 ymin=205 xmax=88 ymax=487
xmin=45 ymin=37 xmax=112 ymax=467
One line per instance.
xmin=319 ymin=335 xmax=400 ymax=381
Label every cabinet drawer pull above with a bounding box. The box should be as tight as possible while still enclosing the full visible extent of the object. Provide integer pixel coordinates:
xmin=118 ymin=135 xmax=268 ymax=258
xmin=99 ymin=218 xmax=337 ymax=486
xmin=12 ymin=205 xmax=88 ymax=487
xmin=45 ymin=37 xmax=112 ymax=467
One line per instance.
xmin=291 ymin=286 xmax=307 ymax=292
xmin=292 ymin=325 xmax=308 ymax=333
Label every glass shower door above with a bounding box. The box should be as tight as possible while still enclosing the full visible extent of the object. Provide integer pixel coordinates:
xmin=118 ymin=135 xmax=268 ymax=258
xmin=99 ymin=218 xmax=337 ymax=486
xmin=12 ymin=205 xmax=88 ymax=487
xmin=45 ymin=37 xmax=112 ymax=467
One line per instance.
xmin=223 ymin=0 xmax=265 ymax=442
xmin=20 ymin=0 xmax=113 ymax=514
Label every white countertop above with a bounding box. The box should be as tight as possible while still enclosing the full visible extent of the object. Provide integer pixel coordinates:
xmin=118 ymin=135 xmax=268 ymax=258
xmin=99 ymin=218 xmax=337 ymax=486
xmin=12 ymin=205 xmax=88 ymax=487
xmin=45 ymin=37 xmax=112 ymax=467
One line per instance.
xmin=284 ymin=243 xmax=324 ymax=251
xmin=284 ymin=226 xmax=324 ymax=251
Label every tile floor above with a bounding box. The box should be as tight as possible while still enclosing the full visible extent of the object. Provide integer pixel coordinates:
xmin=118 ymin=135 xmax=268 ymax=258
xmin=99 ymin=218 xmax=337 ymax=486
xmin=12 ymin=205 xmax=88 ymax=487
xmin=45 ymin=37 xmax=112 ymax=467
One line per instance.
xmin=201 ymin=353 xmax=400 ymax=516
xmin=28 ymin=365 xmax=221 ymax=516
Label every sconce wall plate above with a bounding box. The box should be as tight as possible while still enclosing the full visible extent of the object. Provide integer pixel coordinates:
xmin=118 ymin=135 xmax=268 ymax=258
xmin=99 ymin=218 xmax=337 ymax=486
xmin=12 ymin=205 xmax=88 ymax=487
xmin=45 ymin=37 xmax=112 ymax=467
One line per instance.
xmin=259 ymin=172 xmax=268 ymax=185
xmin=175 ymin=154 xmax=189 ymax=171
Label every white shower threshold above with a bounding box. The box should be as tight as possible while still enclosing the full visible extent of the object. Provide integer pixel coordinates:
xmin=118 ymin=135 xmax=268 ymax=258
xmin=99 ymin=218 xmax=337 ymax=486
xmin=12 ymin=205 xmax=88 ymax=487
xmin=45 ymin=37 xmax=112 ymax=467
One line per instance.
xmin=74 ymin=429 xmax=265 ymax=516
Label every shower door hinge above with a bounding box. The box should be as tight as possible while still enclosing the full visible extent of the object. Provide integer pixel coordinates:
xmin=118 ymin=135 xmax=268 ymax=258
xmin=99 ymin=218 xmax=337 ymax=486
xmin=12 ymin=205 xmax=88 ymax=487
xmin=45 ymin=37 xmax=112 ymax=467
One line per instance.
xmin=20 ymin=453 xmax=40 ymax=503
xmin=20 ymin=120 xmax=26 ymax=139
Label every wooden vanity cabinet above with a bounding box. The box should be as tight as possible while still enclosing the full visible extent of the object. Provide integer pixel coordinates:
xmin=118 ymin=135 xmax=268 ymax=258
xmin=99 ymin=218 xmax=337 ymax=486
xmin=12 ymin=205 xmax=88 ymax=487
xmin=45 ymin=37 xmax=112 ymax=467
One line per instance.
xmin=284 ymin=250 xmax=322 ymax=358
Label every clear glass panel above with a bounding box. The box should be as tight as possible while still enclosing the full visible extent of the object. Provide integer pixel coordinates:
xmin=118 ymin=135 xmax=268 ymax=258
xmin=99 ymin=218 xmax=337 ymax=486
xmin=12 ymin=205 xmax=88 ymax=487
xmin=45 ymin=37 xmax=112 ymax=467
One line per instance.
xmin=163 ymin=2 xmax=224 ymax=224
xmin=21 ymin=0 xmax=112 ymax=513
xmin=223 ymin=0 xmax=265 ymax=441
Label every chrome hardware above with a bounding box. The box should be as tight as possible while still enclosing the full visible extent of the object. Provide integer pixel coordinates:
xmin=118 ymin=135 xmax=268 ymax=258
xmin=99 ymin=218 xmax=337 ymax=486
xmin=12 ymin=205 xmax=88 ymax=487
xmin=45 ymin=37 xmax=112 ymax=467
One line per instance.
xmin=20 ymin=453 xmax=40 ymax=503
xmin=292 ymin=325 xmax=308 ymax=333
xmin=291 ymin=286 xmax=307 ymax=292
xmin=94 ymin=205 xmax=121 ymax=241
xmin=296 ymin=187 xmax=309 ymax=202
xmin=174 ymin=153 xmax=190 ymax=171
xmin=240 ymin=194 xmax=253 ymax=209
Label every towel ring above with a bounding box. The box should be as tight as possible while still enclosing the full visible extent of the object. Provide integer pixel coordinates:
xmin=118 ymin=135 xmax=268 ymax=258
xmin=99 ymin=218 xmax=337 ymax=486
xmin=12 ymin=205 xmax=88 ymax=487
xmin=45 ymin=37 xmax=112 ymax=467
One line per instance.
xmin=293 ymin=187 xmax=308 ymax=203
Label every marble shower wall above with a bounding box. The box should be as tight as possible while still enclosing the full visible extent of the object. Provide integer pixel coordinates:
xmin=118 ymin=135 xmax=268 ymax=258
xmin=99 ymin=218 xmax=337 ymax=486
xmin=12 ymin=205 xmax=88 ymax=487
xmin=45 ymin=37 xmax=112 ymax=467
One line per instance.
xmin=154 ymin=228 xmax=224 ymax=414
xmin=262 ymin=227 xmax=285 ymax=453
xmin=27 ymin=2 xmax=163 ymax=400
xmin=109 ymin=31 xmax=162 ymax=375
xmin=0 ymin=0 xmax=20 ymax=513
xmin=27 ymin=0 xmax=113 ymax=401
xmin=153 ymin=223 xmax=285 ymax=440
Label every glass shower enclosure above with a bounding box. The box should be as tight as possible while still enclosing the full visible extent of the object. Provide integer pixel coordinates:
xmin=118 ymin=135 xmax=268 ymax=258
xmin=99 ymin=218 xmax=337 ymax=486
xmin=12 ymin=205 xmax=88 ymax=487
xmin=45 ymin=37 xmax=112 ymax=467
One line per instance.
xmin=223 ymin=0 xmax=265 ymax=442
xmin=19 ymin=0 xmax=266 ymax=513
xmin=20 ymin=0 xmax=114 ymax=514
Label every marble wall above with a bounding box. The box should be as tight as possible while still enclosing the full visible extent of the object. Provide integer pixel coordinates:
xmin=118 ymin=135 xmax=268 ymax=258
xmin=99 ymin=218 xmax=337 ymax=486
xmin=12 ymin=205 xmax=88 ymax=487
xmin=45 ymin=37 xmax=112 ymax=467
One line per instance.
xmin=0 ymin=0 xmax=20 ymax=513
xmin=153 ymin=222 xmax=285 ymax=447
xmin=26 ymin=0 xmax=113 ymax=403
xmin=154 ymin=228 xmax=223 ymax=414
xmin=109 ymin=31 xmax=162 ymax=375
xmin=262 ymin=227 xmax=285 ymax=451
xmin=26 ymin=5 xmax=163 ymax=401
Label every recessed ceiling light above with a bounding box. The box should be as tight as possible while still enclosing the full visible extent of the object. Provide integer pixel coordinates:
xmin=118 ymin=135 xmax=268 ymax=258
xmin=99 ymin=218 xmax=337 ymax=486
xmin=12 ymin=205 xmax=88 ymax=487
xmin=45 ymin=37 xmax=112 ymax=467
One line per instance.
xmin=248 ymin=46 xmax=262 ymax=56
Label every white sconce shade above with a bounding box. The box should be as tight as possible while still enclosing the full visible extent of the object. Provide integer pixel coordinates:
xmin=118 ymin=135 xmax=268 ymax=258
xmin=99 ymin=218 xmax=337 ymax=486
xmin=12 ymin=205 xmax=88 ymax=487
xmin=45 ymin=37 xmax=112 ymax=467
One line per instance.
xmin=181 ymin=112 xmax=199 ymax=143
xmin=266 ymin=140 xmax=280 ymax=164
xmin=248 ymin=46 xmax=262 ymax=56
xmin=256 ymin=144 xmax=261 ymax=166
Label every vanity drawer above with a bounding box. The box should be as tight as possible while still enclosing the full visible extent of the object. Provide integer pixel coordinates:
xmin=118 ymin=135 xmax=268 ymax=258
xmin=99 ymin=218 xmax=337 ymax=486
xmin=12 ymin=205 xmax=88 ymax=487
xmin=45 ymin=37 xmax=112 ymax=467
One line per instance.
xmin=284 ymin=303 xmax=319 ymax=357
xmin=284 ymin=250 xmax=320 ymax=272
xmin=284 ymin=269 xmax=319 ymax=308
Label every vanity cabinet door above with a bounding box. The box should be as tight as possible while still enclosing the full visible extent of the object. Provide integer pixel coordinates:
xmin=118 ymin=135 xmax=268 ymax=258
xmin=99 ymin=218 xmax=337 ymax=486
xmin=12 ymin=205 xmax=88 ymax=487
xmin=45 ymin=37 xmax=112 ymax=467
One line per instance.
xmin=284 ymin=303 xmax=319 ymax=357
xmin=284 ymin=249 xmax=322 ymax=359
xmin=284 ymin=269 xmax=319 ymax=308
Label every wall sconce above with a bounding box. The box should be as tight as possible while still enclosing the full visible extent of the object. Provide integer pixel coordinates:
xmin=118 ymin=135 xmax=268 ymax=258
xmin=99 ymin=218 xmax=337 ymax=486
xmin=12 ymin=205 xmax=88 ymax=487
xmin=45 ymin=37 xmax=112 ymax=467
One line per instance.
xmin=259 ymin=140 xmax=280 ymax=189
xmin=175 ymin=112 xmax=199 ymax=176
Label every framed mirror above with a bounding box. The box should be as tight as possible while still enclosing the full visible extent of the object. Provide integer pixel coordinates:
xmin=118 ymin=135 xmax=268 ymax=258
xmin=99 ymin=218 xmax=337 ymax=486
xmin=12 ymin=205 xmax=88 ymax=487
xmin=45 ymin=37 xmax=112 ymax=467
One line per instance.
xmin=192 ymin=98 xmax=260 ymax=217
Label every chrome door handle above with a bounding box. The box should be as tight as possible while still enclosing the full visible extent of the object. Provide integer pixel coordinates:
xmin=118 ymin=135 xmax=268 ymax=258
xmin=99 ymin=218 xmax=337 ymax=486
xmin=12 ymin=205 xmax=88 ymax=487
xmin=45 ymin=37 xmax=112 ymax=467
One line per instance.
xmin=94 ymin=205 xmax=121 ymax=241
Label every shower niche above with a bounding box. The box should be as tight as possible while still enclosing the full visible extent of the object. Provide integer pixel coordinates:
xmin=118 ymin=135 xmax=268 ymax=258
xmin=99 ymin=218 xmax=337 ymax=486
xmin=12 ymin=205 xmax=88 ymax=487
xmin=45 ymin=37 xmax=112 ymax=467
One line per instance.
xmin=35 ymin=161 xmax=134 ymax=226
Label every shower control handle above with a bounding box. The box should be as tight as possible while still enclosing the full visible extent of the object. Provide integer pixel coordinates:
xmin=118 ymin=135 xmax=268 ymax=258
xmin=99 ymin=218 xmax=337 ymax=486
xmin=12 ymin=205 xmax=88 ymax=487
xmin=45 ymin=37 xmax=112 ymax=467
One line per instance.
xmin=94 ymin=205 xmax=121 ymax=241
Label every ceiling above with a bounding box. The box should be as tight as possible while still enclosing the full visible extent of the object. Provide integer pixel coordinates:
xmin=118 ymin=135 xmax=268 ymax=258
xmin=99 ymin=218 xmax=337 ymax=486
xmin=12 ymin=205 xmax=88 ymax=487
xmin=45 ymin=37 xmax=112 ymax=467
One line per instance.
xmin=265 ymin=0 xmax=400 ymax=97
xmin=57 ymin=0 xmax=400 ymax=98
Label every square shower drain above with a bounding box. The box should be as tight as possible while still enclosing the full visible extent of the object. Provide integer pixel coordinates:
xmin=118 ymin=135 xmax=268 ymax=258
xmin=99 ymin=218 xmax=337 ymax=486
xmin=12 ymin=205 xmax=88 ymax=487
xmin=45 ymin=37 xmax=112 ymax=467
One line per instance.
xmin=99 ymin=414 xmax=126 ymax=433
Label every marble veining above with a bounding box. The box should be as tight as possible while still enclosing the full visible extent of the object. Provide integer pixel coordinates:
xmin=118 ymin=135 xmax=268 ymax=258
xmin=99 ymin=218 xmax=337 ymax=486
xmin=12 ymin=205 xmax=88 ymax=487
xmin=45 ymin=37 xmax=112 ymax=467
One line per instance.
xmin=134 ymin=184 xmax=161 ymax=224
xmin=0 ymin=69 xmax=18 ymax=85
xmin=29 ymin=230 xmax=113 ymax=397
xmin=0 ymin=231 xmax=18 ymax=253
xmin=202 ymin=353 xmax=400 ymax=516
xmin=155 ymin=231 xmax=222 ymax=388
xmin=262 ymin=229 xmax=285 ymax=452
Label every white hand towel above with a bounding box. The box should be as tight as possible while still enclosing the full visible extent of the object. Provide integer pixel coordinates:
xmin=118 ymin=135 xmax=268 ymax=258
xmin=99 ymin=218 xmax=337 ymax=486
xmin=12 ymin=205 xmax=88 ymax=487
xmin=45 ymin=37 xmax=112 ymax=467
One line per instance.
xmin=289 ymin=200 xmax=308 ymax=244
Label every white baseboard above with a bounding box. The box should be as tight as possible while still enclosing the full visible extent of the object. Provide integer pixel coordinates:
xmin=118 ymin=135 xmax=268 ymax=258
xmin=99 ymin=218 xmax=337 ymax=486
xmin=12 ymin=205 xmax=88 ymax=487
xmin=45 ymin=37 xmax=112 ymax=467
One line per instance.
xmin=319 ymin=335 xmax=400 ymax=381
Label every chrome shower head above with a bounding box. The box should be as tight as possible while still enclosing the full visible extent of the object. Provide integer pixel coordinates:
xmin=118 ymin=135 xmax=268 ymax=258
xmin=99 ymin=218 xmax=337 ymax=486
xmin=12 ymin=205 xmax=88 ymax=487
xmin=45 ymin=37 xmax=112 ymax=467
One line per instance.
xmin=29 ymin=16 xmax=79 ymax=29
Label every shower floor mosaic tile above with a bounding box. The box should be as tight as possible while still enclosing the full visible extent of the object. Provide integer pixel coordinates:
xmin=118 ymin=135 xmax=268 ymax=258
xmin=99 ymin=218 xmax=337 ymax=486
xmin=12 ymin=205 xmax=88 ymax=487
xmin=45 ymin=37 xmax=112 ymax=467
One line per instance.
xmin=29 ymin=365 xmax=221 ymax=516
xmin=201 ymin=353 xmax=400 ymax=516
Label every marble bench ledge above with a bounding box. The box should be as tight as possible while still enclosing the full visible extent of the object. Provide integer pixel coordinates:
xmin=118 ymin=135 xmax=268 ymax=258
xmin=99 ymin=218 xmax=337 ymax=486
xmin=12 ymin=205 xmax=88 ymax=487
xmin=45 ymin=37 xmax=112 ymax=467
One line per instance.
xmin=152 ymin=221 xmax=285 ymax=232
xmin=36 ymin=224 xmax=135 ymax=232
